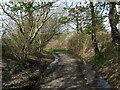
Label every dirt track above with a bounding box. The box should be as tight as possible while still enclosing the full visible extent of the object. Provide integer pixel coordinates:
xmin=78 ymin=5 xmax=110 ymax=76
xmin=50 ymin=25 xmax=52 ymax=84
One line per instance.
xmin=40 ymin=53 xmax=95 ymax=90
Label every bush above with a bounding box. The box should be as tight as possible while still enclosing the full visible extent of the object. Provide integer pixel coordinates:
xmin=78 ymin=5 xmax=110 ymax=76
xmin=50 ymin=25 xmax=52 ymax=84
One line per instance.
xmin=67 ymin=32 xmax=94 ymax=59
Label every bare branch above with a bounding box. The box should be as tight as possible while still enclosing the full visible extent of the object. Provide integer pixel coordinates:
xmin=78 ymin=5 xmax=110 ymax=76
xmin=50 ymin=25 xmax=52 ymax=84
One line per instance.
xmin=0 ymin=3 xmax=24 ymax=35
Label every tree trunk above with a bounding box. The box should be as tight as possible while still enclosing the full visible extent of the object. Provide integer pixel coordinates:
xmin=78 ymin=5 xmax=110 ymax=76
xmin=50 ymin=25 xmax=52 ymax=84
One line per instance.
xmin=109 ymin=3 xmax=120 ymax=46
xmin=109 ymin=3 xmax=120 ymax=60
xmin=90 ymin=2 xmax=100 ymax=54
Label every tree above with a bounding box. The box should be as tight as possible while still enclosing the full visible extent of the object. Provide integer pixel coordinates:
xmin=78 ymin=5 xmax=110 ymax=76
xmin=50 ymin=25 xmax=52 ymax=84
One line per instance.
xmin=61 ymin=1 xmax=105 ymax=55
xmin=89 ymin=2 xmax=100 ymax=54
xmin=109 ymin=2 xmax=120 ymax=46
xmin=1 ymin=1 xmax=60 ymax=60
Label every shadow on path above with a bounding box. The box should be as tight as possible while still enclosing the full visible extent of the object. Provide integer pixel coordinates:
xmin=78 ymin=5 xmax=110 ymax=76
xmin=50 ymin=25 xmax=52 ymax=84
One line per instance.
xmin=40 ymin=53 xmax=94 ymax=90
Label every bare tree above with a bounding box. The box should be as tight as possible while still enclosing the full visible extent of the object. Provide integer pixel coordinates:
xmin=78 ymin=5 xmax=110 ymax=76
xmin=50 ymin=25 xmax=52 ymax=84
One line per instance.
xmin=109 ymin=2 xmax=120 ymax=46
xmin=1 ymin=1 xmax=60 ymax=60
xmin=89 ymin=2 xmax=100 ymax=54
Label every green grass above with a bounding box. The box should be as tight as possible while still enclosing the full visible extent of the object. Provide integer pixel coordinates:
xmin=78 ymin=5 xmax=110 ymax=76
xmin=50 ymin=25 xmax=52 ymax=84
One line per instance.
xmin=91 ymin=42 xmax=119 ymax=67
xmin=43 ymin=48 xmax=67 ymax=54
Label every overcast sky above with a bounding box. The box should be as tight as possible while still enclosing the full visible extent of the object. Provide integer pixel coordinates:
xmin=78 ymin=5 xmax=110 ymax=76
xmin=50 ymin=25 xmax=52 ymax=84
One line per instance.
xmin=0 ymin=0 xmax=120 ymax=34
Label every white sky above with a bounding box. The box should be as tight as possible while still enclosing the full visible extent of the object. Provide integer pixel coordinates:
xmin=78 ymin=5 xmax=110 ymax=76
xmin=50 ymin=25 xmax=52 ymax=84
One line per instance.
xmin=0 ymin=0 xmax=120 ymax=33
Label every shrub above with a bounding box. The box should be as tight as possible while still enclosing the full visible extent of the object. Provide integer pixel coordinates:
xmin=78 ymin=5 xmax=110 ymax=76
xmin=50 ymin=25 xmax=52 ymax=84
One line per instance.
xmin=67 ymin=32 xmax=94 ymax=59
